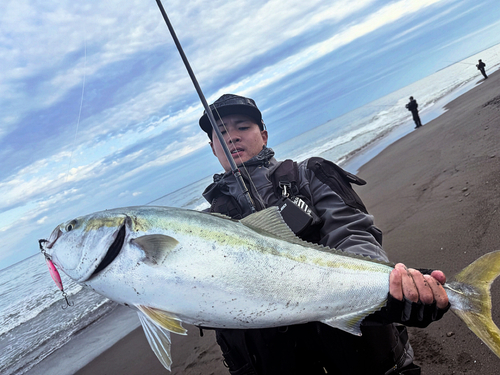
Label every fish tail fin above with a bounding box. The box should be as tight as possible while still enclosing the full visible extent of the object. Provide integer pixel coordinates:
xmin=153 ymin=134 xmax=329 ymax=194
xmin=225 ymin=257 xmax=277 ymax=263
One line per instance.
xmin=449 ymin=250 xmax=500 ymax=358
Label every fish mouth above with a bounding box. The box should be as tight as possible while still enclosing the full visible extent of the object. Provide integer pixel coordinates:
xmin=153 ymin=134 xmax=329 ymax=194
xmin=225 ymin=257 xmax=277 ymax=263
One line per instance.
xmin=89 ymin=223 xmax=126 ymax=278
xmin=46 ymin=227 xmax=63 ymax=249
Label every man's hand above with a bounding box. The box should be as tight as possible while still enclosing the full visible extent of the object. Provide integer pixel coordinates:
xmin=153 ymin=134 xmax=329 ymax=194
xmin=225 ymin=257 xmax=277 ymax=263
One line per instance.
xmin=375 ymin=263 xmax=450 ymax=328
xmin=364 ymin=264 xmax=450 ymax=327
xmin=390 ymin=263 xmax=449 ymax=309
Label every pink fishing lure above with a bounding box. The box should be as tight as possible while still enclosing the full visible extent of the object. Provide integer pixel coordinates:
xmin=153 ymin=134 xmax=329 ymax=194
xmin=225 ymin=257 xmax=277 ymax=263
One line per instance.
xmin=46 ymin=258 xmax=64 ymax=291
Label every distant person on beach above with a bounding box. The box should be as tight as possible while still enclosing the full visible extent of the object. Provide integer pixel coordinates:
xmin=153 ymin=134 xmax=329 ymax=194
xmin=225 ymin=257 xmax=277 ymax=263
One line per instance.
xmin=198 ymin=93 xmax=450 ymax=375
xmin=477 ymin=59 xmax=488 ymax=79
xmin=406 ymin=96 xmax=422 ymax=128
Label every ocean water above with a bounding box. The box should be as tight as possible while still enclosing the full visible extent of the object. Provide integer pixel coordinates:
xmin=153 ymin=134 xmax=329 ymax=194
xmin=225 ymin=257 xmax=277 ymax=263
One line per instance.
xmin=0 ymin=255 xmax=117 ymax=375
xmin=1 ymin=45 xmax=499 ymax=375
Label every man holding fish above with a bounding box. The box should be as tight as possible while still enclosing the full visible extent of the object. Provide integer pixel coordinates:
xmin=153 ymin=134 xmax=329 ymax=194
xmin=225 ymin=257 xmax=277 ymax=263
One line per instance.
xmin=199 ymin=94 xmax=449 ymax=375
xmin=42 ymin=93 xmax=500 ymax=373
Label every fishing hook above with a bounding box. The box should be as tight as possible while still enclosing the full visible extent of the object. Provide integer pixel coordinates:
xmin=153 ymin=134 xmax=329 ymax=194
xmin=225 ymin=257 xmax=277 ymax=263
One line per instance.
xmin=61 ymin=291 xmax=74 ymax=309
xmin=39 ymin=239 xmax=74 ymax=309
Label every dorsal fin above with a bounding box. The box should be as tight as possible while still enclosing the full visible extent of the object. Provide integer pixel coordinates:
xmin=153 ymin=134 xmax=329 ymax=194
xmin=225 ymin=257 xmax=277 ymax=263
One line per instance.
xmin=240 ymin=206 xmax=393 ymax=267
xmin=240 ymin=206 xmax=299 ymax=242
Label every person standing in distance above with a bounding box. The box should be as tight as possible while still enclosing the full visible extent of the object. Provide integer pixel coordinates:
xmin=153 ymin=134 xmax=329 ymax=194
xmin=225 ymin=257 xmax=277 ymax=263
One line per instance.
xmin=405 ymin=96 xmax=422 ymax=129
xmin=477 ymin=59 xmax=488 ymax=79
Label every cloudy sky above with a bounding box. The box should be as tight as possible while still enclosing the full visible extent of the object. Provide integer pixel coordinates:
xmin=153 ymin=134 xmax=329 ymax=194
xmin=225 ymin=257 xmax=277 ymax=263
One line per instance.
xmin=1 ymin=0 xmax=500 ymax=270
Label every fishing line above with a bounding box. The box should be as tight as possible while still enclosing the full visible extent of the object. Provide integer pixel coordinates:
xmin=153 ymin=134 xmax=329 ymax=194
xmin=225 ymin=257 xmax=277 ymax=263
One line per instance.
xmin=65 ymin=36 xmax=87 ymax=182
xmin=41 ymin=27 xmax=88 ymax=308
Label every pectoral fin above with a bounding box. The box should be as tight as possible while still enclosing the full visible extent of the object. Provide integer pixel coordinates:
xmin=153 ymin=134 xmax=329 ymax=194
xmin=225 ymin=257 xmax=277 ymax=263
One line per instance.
xmin=137 ymin=311 xmax=173 ymax=370
xmin=132 ymin=234 xmax=179 ymax=265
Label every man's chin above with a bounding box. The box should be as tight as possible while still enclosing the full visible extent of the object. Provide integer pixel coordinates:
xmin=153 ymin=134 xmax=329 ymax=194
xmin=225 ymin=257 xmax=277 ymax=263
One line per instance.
xmin=233 ymin=154 xmax=248 ymax=165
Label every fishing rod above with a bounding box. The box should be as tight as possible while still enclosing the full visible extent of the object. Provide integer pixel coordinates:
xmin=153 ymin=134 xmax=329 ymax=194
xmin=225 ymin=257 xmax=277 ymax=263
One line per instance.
xmin=364 ymin=105 xmax=396 ymax=108
xmin=446 ymin=61 xmax=475 ymax=66
xmin=155 ymin=0 xmax=255 ymax=213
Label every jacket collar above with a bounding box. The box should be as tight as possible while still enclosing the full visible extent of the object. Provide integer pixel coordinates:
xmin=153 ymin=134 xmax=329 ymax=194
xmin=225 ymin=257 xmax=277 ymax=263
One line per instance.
xmin=212 ymin=146 xmax=275 ymax=182
xmin=203 ymin=146 xmax=276 ymax=201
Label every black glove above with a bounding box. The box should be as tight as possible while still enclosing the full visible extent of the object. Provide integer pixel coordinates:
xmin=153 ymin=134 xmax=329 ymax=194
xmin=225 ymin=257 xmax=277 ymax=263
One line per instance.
xmin=379 ymin=293 xmax=450 ymax=328
xmin=367 ymin=268 xmax=450 ymax=328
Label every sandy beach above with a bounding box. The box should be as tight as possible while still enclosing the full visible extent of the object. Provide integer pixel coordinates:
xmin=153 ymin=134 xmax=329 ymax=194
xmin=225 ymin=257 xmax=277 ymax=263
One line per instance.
xmin=356 ymin=70 xmax=500 ymax=374
xmin=33 ymin=70 xmax=500 ymax=375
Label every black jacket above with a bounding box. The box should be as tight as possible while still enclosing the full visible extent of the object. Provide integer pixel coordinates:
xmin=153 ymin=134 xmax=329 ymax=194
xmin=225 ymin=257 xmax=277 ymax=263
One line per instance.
xmin=405 ymin=99 xmax=418 ymax=113
xmin=202 ymin=147 xmax=415 ymax=375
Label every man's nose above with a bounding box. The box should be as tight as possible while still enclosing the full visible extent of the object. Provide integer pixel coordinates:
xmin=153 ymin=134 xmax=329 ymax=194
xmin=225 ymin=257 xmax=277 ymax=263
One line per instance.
xmin=226 ymin=132 xmax=241 ymax=144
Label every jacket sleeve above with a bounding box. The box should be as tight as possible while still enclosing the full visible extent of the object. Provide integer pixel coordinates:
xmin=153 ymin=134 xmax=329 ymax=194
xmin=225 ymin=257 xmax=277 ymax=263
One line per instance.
xmin=298 ymin=162 xmax=389 ymax=262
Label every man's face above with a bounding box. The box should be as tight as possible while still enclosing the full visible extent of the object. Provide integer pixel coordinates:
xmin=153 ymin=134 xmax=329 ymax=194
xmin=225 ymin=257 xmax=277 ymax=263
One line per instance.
xmin=210 ymin=114 xmax=268 ymax=172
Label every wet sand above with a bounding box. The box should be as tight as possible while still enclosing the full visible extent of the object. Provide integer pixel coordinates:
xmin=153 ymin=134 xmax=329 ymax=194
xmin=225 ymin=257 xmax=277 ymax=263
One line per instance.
xmin=35 ymin=71 xmax=500 ymax=375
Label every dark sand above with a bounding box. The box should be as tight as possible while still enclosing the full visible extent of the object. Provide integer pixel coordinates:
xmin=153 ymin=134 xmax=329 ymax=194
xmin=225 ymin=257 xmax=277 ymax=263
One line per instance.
xmin=38 ymin=71 xmax=500 ymax=375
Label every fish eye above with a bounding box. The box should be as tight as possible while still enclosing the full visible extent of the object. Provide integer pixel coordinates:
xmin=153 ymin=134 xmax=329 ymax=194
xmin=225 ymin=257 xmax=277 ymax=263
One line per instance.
xmin=65 ymin=220 xmax=77 ymax=232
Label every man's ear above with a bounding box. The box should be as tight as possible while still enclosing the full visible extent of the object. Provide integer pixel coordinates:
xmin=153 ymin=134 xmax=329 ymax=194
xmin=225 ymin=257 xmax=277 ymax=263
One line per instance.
xmin=261 ymin=130 xmax=268 ymax=145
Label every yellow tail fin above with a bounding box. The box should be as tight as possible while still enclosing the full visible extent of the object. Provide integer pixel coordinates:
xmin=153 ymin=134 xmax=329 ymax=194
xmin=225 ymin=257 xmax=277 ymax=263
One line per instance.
xmin=446 ymin=251 xmax=500 ymax=358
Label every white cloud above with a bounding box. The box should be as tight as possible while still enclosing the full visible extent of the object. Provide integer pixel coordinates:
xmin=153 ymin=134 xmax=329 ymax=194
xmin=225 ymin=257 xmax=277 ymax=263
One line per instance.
xmin=37 ymin=216 xmax=49 ymax=224
xmin=2 ymin=0 xmax=378 ymax=140
xmin=0 ymin=0 xmax=175 ymax=137
xmin=205 ymin=0 xmax=451 ymax=102
xmin=97 ymin=134 xmax=209 ymax=190
xmin=0 ymin=120 xmax=207 ymax=216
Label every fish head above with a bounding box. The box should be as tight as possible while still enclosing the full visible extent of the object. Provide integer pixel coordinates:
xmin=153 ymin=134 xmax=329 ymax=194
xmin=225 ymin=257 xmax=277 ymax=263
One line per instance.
xmin=45 ymin=211 xmax=131 ymax=283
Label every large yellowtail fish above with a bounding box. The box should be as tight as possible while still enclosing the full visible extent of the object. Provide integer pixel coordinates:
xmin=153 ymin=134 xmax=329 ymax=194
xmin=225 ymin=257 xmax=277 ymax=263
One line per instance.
xmin=41 ymin=206 xmax=500 ymax=370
